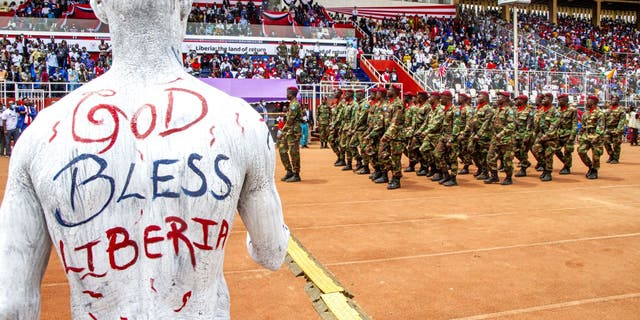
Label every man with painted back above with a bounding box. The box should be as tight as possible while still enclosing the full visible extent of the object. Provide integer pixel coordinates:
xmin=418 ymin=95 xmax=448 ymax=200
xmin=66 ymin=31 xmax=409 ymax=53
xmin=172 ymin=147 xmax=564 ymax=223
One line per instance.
xmin=0 ymin=0 xmax=290 ymax=319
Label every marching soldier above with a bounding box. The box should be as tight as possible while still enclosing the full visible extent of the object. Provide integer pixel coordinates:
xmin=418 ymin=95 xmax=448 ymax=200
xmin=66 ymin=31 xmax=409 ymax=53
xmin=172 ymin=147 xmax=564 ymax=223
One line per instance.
xmin=532 ymin=94 xmax=545 ymax=172
xmin=317 ymin=96 xmax=331 ymax=148
xmin=484 ymin=91 xmax=516 ymax=185
xmin=513 ymin=94 xmax=533 ymax=177
xmin=368 ymin=87 xmax=388 ymax=181
xmin=340 ymin=89 xmax=357 ymax=170
xmin=349 ymin=89 xmax=368 ymax=172
xmin=417 ymin=92 xmax=443 ymax=180
xmin=468 ymin=91 xmax=494 ymax=180
xmin=434 ymin=91 xmax=462 ymax=186
xmin=456 ymin=93 xmax=473 ymax=175
xmin=329 ymin=89 xmax=345 ymax=166
xmin=412 ymin=91 xmax=431 ymax=176
xmin=604 ymin=95 xmax=625 ymax=164
xmin=531 ymin=93 xmax=560 ymax=181
xmin=555 ymin=93 xmax=578 ymax=174
xmin=402 ymin=92 xmax=418 ymax=172
xmin=377 ymin=84 xmax=405 ymax=189
xmin=278 ymin=86 xmax=303 ymax=182
xmin=358 ymin=87 xmax=378 ymax=175
xmin=578 ymin=95 xmax=606 ymax=179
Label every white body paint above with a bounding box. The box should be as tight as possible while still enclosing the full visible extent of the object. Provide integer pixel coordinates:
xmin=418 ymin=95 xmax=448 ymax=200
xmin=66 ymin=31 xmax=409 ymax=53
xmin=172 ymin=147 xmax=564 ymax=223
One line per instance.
xmin=0 ymin=0 xmax=289 ymax=319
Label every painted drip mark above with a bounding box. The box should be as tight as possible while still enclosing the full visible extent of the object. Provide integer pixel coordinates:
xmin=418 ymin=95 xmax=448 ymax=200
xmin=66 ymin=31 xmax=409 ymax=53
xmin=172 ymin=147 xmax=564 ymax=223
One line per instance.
xmin=209 ymin=125 xmax=216 ymax=146
xmin=49 ymin=121 xmax=60 ymax=143
xmin=137 ymin=149 xmax=144 ymax=161
xmin=150 ymin=278 xmax=157 ymax=293
xmin=80 ymin=272 xmax=107 ymax=280
xmin=235 ymin=112 xmax=244 ymax=135
xmin=82 ymin=290 xmax=104 ymax=299
xmin=162 ymin=77 xmax=183 ymax=84
xmin=134 ymin=209 xmax=144 ymax=225
xmin=89 ymin=312 xmax=98 ymax=320
xmin=174 ymin=291 xmax=192 ymax=312
xmin=259 ymin=118 xmax=265 ymax=122
xmin=266 ymin=130 xmax=271 ymax=150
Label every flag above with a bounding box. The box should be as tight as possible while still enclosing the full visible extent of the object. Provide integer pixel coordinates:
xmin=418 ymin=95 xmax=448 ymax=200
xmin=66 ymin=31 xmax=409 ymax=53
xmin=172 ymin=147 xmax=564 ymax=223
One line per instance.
xmin=438 ymin=59 xmax=449 ymax=78
xmin=606 ymin=68 xmax=617 ymax=80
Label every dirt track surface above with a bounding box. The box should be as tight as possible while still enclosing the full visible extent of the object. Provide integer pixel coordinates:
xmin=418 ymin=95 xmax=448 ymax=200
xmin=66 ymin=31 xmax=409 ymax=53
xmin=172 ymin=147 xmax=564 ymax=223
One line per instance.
xmin=1 ymin=142 xmax=639 ymax=319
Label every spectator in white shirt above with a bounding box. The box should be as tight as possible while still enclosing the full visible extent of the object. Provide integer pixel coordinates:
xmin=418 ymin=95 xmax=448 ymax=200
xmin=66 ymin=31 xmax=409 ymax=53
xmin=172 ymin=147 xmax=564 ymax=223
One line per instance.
xmin=2 ymin=103 xmax=19 ymax=156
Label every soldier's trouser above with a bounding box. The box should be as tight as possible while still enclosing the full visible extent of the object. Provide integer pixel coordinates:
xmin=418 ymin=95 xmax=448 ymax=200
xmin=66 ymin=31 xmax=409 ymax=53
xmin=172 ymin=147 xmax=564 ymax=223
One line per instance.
xmin=278 ymin=135 xmax=292 ymax=172
xmin=364 ymin=136 xmax=380 ymax=168
xmin=434 ymin=138 xmax=448 ymax=171
xmin=406 ymin=137 xmax=422 ymax=165
xmin=604 ymin=134 xmax=622 ymax=160
xmin=514 ymin=136 xmax=531 ymax=168
xmin=555 ymin=136 xmax=574 ymax=168
xmin=435 ymin=139 xmax=460 ymax=175
xmin=487 ymin=141 xmax=515 ymax=175
xmin=419 ymin=135 xmax=440 ymax=165
xmin=458 ymin=137 xmax=472 ymax=166
xmin=378 ymin=139 xmax=404 ymax=178
xmin=578 ymin=137 xmax=603 ymax=169
xmin=532 ymin=139 xmax=557 ymax=172
xmin=288 ymin=133 xmax=301 ymax=173
xmin=319 ymin=125 xmax=329 ymax=143
xmin=330 ymin=129 xmax=342 ymax=159
xmin=340 ymin=130 xmax=351 ymax=160
xmin=469 ymin=138 xmax=490 ymax=171
xmin=349 ymin=131 xmax=363 ymax=162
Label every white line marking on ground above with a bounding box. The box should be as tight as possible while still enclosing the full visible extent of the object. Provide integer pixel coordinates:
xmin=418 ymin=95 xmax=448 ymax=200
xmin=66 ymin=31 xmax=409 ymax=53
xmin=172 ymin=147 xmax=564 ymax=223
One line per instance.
xmin=324 ymin=232 xmax=640 ymax=266
xmin=449 ymin=292 xmax=640 ymax=320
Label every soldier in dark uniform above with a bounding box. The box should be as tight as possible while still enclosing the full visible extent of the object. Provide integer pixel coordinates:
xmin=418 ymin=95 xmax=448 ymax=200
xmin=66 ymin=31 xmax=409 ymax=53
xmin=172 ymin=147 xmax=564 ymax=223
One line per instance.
xmin=531 ymin=93 xmax=560 ymax=182
xmin=468 ymin=91 xmax=494 ymax=180
xmin=317 ymin=96 xmax=331 ymax=148
xmin=555 ymin=93 xmax=578 ymax=174
xmin=604 ymin=95 xmax=625 ymax=164
xmin=514 ymin=94 xmax=534 ymax=177
xmin=377 ymin=84 xmax=405 ymax=190
xmin=279 ymin=86 xmax=303 ymax=182
xmin=578 ymin=95 xmax=606 ymax=179
xmin=484 ymin=91 xmax=516 ymax=185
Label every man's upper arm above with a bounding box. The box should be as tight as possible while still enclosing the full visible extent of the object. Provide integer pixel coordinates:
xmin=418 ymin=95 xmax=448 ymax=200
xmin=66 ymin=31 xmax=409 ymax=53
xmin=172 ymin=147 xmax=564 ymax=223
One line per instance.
xmin=237 ymin=112 xmax=289 ymax=270
xmin=0 ymin=137 xmax=51 ymax=319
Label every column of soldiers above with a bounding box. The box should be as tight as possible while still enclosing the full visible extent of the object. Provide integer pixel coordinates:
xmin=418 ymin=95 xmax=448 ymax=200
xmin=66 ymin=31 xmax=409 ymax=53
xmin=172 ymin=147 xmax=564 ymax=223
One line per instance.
xmin=316 ymin=86 xmax=627 ymax=190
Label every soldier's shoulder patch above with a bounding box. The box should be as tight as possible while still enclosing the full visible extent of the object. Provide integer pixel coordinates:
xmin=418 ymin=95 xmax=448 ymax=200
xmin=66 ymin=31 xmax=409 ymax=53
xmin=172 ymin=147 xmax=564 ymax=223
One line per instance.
xmin=455 ymin=111 xmax=460 ymax=116
xmin=508 ymin=109 xmax=514 ymax=116
xmin=291 ymin=106 xmax=296 ymax=110
xmin=529 ymin=111 xmax=534 ymax=116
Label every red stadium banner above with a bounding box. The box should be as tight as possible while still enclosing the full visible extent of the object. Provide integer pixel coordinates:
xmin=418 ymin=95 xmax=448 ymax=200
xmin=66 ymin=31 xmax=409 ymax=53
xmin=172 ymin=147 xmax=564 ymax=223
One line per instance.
xmin=326 ymin=5 xmax=457 ymax=20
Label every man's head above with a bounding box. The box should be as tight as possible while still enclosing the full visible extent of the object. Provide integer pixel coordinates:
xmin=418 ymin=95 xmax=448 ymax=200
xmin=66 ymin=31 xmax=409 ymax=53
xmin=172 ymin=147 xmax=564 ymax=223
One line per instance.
xmin=478 ymin=91 xmax=489 ymax=104
xmin=497 ymin=91 xmax=510 ymax=106
xmin=429 ymin=92 xmax=440 ymax=105
xmin=440 ymin=91 xmax=453 ymax=105
xmin=535 ymin=94 xmax=543 ymax=105
xmin=376 ymin=87 xmax=387 ymax=100
xmin=286 ymin=86 xmax=298 ymax=100
xmin=417 ymin=91 xmax=428 ymax=103
xmin=334 ymin=89 xmax=343 ymax=99
xmin=558 ymin=94 xmax=569 ymax=107
xmin=587 ymin=95 xmax=599 ymax=108
xmin=458 ymin=93 xmax=470 ymax=105
xmin=543 ymin=93 xmax=554 ymax=106
xmin=356 ymin=89 xmax=365 ymax=100
xmin=515 ymin=94 xmax=528 ymax=107
xmin=611 ymin=95 xmax=620 ymax=106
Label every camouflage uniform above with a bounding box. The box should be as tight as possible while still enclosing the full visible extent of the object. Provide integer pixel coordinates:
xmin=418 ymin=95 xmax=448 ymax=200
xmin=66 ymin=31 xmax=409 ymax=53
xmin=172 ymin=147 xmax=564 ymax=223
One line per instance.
xmin=487 ymin=105 xmax=516 ymax=178
xmin=456 ymin=103 xmax=473 ymax=171
xmin=366 ymin=98 xmax=387 ymax=175
xmin=531 ymin=106 xmax=560 ymax=179
xmin=359 ymin=97 xmax=378 ymax=171
xmin=530 ymin=104 xmax=545 ymax=169
xmin=578 ymin=106 xmax=605 ymax=175
xmin=329 ymin=100 xmax=345 ymax=162
xmin=555 ymin=104 xmax=578 ymax=170
xmin=403 ymin=101 xmax=418 ymax=163
xmin=340 ymin=98 xmax=355 ymax=165
xmin=514 ymin=104 xmax=534 ymax=170
xmin=317 ymin=101 xmax=331 ymax=147
xmin=408 ymin=101 xmax=431 ymax=173
xmin=279 ymin=100 xmax=303 ymax=173
xmin=378 ymin=97 xmax=405 ymax=179
xmin=349 ymin=97 xmax=369 ymax=167
xmin=467 ymin=102 xmax=495 ymax=178
xmin=435 ymin=103 xmax=464 ymax=182
xmin=604 ymin=105 xmax=625 ymax=163
xmin=418 ymin=102 xmax=444 ymax=174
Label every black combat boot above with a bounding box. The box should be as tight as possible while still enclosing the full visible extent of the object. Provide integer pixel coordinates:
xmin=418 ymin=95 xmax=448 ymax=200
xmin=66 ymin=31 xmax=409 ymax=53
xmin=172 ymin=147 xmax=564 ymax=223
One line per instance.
xmin=426 ymin=166 xmax=437 ymax=177
xmin=280 ymin=170 xmax=294 ymax=181
xmin=370 ymin=168 xmax=381 ymax=180
xmin=501 ymin=175 xmax=513 ymax=185
xmin=540 ymin=171 xmax=552 ymax=182
xmin=535 ymin=163 xmax=544 ymax=172
xmin=443 ymin=175 xmax=457 ymax=186
xmin=587 ymin=168 xmax=598 ymax=179
xmin=539 ymin=170 xmax=546 ymax=178
xmin=483 ymin=170 xmax=499 ymax=184
xmin=473 ymin=168 xmax=482 ymax=177
xmin=497 ymin=162 xmax=505 ymax=172
xmin=355 ymin=159 xmax=364 ymax=170
xmin=585 ymin=167 xmax=594 ymax=178
xmin=358 ymin=165 xmax=371 ymax=175
xmin=335 ymin=159 xmax=346 ymax=167
xmin=559 ymin=166 xmax=571 ymax=175
xmin=387 ymin=177 xmax=401 ymax=190
xmin=431 ymin=170 xmax=442 ymax=182
xmin=515 ymin=167 xmax=527 ymax=177
xmin=606 ymin=156 xmax=613 ymax=163
xmin=374 ymin=171 xmax=389 ymax=184
xmin=438 ymin=172 xmax=451 ymax=185
xmin=476 ymin=169 xmax=488 ymax=180
xmin=610 ymin=159 xmax=619 ymax=164
xmin=404 ymin=161 xmax=417 ymax=172
xmin=458 ymin=165 xmax=470 ymax=175
xmin=342 ymin=161 xmax=353 ymax=171
xmin=416 ymin=166 xmax=428 ymax=176
xmin=285 ymin=173 xmax=301 ymax=182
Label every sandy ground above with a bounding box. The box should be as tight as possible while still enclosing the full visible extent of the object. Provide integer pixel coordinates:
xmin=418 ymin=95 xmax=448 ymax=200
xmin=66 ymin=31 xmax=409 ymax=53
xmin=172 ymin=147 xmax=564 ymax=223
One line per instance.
xmin=1 ymin=142 xmax=638 ymax=319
